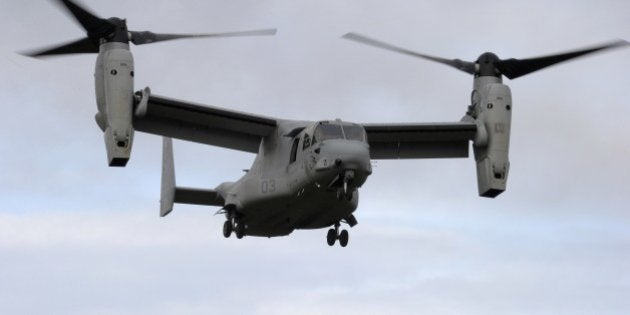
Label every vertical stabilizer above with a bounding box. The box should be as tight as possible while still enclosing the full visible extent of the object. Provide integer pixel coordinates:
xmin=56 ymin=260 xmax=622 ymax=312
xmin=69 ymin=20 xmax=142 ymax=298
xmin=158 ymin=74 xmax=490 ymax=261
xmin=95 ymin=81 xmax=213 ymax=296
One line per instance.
xmin=160 ymin=137 xmax=176 ymax=217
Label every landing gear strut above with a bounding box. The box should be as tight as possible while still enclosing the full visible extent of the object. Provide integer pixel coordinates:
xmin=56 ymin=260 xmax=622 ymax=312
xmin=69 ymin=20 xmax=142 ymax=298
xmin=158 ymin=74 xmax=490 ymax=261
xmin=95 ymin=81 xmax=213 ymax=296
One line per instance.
xmin=326 ymin=222 xmax=349 ymax=247
xmin=336 ymin=188 xmax=354 ymax=201
xmin=336 ymin=170 xmax=355 ymax=201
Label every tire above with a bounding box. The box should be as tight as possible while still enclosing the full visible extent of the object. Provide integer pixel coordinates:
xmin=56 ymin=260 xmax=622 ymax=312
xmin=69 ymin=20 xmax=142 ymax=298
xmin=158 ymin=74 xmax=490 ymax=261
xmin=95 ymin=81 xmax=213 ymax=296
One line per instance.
xmin=223 ymin=221 xmax=233 ymax=238
xmin=339 ymin=230 xmax=349 ymax=247
xmin=235 ymin=223 xmax=245 ymax=239
xmin=326 ymin=228 xmax=336 ymax=246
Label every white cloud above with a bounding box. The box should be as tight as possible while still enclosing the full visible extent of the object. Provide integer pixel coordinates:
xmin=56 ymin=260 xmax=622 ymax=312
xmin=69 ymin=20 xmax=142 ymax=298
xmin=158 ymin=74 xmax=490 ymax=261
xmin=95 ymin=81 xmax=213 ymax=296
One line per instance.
xmin=1 ymin=210 xmax=629 ymax=314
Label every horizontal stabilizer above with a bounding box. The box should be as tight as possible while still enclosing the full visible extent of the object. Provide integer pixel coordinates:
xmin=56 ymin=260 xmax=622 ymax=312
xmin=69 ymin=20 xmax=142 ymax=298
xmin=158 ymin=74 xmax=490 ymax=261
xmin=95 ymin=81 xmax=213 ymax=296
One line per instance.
xmin=174 ymin=187 xmax=224 ymax=206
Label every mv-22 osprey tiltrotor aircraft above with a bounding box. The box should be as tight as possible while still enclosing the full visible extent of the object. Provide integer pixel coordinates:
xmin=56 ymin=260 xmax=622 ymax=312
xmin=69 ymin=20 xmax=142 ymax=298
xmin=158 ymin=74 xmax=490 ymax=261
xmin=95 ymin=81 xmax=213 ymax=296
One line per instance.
xmin=27 ymin=0 xmax=627 ymax=246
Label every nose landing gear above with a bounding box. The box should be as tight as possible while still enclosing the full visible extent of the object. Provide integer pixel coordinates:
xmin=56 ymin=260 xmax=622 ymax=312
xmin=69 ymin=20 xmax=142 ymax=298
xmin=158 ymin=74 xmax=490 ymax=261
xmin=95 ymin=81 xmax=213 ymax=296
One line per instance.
xmin=326 ymin=222 xmax=349 ymax=247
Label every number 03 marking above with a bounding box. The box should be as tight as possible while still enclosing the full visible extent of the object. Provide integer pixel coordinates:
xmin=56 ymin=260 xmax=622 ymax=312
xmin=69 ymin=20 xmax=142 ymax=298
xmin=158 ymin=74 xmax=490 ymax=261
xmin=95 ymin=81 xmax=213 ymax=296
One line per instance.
xmin=261 ymin=180 xmax=276 ymax=194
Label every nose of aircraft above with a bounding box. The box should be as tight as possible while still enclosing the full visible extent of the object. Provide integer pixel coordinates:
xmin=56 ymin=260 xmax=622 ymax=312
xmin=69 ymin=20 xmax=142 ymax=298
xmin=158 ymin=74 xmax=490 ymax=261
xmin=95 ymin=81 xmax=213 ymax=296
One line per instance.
xmin=315 ymin=139 xmax=372 ymax=185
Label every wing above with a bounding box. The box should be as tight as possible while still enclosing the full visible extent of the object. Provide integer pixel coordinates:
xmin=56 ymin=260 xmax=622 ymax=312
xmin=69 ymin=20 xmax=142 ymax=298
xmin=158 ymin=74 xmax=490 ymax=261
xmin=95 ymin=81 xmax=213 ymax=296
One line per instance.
xmin=133 ymin=90 xmax=277 ymax=153
xmin=362 ymin=122 xmax=477 ymax=159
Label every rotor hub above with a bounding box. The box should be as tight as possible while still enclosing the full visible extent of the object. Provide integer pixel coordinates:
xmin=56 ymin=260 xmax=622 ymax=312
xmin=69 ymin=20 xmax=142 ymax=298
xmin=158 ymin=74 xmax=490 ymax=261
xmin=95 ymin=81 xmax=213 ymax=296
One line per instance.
xmin=475 ymin=52 xmax=501 ymax=77
xmin=101 ymin=18 xmax=129 ymax=43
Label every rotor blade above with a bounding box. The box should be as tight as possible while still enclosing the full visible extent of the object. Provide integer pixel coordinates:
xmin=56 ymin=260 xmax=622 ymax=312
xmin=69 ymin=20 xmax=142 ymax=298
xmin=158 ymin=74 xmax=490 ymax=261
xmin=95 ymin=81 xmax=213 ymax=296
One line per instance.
xmin=130 ymin=29 xmax=277 ymax=45
xmin=55 ymin=0 xmax=115 ymax=36
xmin=342 ymin=32 xmax=475 ymax=75
xmin=496 ymin=40 xmax=629 ymax=80
xmin=23 ymin=37 xmax=98 ymax=57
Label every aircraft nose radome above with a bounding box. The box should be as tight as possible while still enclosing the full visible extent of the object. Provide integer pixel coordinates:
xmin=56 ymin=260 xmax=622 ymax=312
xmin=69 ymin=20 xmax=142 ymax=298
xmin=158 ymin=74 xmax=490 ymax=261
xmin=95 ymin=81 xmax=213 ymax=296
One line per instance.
xmin=315 ymin=140 xmax=372 ymax=175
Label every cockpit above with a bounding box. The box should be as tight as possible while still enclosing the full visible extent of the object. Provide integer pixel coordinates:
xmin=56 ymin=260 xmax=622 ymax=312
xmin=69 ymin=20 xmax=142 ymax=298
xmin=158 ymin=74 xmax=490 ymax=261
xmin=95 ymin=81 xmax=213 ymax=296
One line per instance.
xmin=289 ymin=121 xmax=367 ymax=164
xmin=313 ymin=121 xmax=366 ymax=143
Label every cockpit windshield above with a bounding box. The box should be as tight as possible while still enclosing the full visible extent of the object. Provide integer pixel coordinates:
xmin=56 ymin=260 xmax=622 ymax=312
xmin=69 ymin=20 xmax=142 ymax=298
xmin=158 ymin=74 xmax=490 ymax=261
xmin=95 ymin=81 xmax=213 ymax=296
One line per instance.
xmin=314 ymin=122 xmax=366 ymax=142
xmin=343 ymin=124 xmax=366 ymax=141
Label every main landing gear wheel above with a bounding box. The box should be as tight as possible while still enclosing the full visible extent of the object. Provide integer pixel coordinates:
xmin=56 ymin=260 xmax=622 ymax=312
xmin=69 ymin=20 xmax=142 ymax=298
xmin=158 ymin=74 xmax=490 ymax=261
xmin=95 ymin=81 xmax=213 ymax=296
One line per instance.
xmin=223 ymin=221 xmax=233 ymax=238
xmin=235 ymin=222 xmax=245 ymax=239
xmin=339 ymin=229 xmax=349 ymax=247
xmin=327 ymin=228 xmax=336 ymax=246
xmin=326 ymin=223 xmax=350 ymax=247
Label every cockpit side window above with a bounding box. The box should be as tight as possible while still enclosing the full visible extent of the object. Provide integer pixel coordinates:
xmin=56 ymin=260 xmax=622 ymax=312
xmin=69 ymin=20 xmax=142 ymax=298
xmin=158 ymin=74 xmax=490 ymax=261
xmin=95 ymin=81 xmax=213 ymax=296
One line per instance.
xmin=289 ymin=137 xmax=299 ymax=163
xmin=303 ymin=133 xmax=311 ymax=150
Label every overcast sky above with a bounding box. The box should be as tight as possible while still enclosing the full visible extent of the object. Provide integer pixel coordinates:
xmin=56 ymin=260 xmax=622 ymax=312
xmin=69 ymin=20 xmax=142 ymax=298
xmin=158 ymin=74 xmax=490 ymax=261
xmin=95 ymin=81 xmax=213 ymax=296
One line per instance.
xmin=1 ymin=1 xmax=630 ymax=314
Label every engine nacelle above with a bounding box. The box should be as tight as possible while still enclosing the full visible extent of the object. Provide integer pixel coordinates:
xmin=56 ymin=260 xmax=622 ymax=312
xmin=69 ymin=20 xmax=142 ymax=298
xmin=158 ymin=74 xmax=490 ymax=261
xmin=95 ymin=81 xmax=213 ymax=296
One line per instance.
xmin=94 ymin=42 xmax=135 ymax=167
xmin=472 ymin=81 xmax=512 ymax=198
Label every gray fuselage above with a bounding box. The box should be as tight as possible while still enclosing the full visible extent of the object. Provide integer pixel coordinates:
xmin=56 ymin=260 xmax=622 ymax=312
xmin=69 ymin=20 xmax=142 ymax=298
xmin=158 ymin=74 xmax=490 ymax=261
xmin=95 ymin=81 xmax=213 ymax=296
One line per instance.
xmin=216 ymin=120 xmax=372 ymax=237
